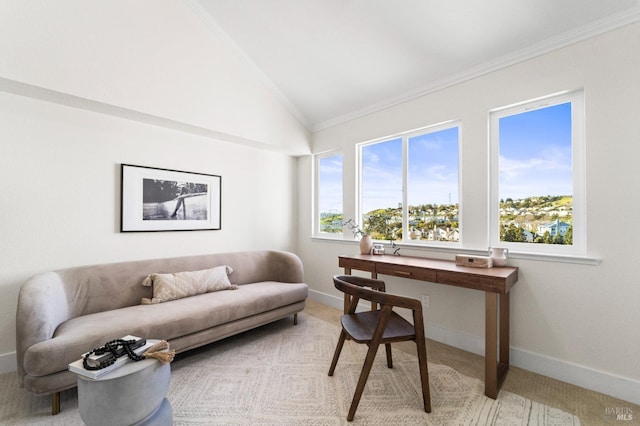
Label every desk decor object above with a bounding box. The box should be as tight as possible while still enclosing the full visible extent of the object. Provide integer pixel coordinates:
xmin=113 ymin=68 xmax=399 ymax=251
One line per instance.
xmin=359 ymin=235 xmax=373 ymax=254
xmin=372 ymin=243 xmax=385 ymax=254
xmin=342 ymin=219 xmax=374 ymax=254
xmin=455 ymin=254 xmax=493 ymax=268
xmin=121 ymin=164 xmax=221 ymax=232
xmin=339 ymin=254 xmax=518 ymax=399
xmin=489 ymin=247 xmax=509 ymax=266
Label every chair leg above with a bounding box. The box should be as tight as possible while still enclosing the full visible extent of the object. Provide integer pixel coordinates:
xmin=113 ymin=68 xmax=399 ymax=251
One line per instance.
xmin=293 ymin=313 xmax=298 ymax=325
xmin=52 ymin=392 xmax=60 ymax=415
xmin=347 ymin=342 xmax=380 ymax=421
xmin=415 ymin=336 xmax=432 ymax=413
xmin=328 ymin=330 xmax=347 ymax=376
xmin=385 ymin=343 xmax=393 ymax=368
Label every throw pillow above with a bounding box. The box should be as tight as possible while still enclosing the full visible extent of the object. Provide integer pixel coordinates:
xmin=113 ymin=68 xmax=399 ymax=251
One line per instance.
xmin=141 ymin=265 xmax=237 ymax=304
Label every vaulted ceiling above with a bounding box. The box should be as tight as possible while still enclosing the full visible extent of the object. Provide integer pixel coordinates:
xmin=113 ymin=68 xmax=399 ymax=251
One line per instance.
xmin=190 ymin=0 xmax=640 ymax=131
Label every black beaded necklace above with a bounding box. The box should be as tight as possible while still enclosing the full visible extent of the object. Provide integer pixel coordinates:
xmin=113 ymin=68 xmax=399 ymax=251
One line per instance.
xmin=82 ymin=339 xmax=146 ymax=370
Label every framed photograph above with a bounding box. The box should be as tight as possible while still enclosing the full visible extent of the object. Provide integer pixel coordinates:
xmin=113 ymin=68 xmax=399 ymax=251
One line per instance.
xmin=121 ymin=164 xmax=221 ymax=232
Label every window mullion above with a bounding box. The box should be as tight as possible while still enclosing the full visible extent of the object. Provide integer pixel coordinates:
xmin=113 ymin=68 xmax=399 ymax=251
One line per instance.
xmin=402 ymin=135 xmax=409 ymax=242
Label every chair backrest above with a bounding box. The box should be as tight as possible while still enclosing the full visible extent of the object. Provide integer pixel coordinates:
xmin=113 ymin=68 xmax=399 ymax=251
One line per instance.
xmin=333 ymin=275 xmax=422 ymax=313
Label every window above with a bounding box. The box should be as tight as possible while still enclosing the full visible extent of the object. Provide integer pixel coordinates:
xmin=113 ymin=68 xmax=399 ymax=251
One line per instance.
xmin=489 ymin=91 xmax=585 ymax=255
xmin=316 ymin=152 xmax=343 ymax=235
xmin=359 ymin=123 xmax=460 ymax=244
xmin=360 ymin=138 xmax=403 ymax=240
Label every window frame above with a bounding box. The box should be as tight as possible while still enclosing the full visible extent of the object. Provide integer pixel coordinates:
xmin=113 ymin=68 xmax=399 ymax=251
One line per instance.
xmin=314 ymin=150 xmax=344 ymax=238
xmin=356 ymin=121 xmax=462 ymax=247
xmin=488 ymin=90 xmax=586 ymax=257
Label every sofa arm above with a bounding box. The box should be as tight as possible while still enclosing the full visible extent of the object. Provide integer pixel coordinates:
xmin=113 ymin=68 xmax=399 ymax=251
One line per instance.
xmin=16 ymin=272 xmax=71 ymax=383
xmin=269 ymin=251 xmax=304 ymax=283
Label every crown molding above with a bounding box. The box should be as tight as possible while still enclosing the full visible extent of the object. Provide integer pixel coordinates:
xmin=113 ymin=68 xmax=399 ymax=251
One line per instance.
xmin=311 ymin=7 xmax=640 ymax=133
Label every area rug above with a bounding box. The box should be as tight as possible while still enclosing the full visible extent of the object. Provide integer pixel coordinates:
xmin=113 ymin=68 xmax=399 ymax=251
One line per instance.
xmin=0 ymin=313 xmax=580 ymax=425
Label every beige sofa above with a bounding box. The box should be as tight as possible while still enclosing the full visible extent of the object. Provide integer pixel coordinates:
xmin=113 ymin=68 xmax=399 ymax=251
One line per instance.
xmin=16 ymin=250 xmax=308 ymax=414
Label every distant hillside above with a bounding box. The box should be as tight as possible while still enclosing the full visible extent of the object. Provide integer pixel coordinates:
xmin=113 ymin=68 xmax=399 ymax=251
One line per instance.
xmin=320 ymin=195 xmax=573 ymax=245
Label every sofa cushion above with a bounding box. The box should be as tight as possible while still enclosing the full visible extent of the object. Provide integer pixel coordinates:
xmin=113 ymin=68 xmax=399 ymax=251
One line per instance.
xmin=23 ymin=281 xmax=308 ymax=377
xmin=141 ymin=265 xmax=237 ymax=304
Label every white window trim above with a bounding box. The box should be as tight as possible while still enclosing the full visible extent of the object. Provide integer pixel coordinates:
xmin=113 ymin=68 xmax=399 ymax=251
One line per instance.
xmin=488 ymin=90 xmax=587 ymax=257
xmin=356 ymin=121 xmax=462 ymax=247
xmin=313 ymin=150 xmax=344 ymax=239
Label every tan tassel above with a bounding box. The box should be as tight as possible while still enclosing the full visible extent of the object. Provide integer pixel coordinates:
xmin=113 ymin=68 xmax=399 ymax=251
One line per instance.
xmin=143 ymin=340 xmax=175 ymax=365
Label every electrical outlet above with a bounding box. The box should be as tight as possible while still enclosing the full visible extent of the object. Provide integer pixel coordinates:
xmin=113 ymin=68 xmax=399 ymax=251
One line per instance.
xmin=421 ymin=295 xmax=430 ymax=308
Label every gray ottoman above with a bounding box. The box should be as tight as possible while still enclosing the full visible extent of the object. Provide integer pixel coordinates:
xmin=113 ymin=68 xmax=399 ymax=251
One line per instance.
xmin=77 ymin=351 xmax=172 ymax=426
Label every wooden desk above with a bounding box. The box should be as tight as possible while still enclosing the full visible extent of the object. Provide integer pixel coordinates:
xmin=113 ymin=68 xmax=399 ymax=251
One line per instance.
xmin=339 ymin=254 xmax=518 ymax=399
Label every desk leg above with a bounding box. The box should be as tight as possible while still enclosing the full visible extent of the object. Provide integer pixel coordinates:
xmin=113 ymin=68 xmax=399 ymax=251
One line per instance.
xmin=485 ymin=293 xmax=498 ymax=398
xmin=485 ymin=292 xmax=510 ymax=399
xmin=500 ymin=293 xmax=510 ymax=367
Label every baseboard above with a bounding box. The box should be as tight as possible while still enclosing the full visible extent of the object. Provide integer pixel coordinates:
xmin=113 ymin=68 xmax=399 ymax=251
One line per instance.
xmin=511 ymin=347 xmax=640 ymax=405
xmin=309 ymin=289 xmax=346 ymax=312
xmin=308 ymin=289 xmax=640 ymax=406
xmin=0 ymin=351 xmax=17 ymax=374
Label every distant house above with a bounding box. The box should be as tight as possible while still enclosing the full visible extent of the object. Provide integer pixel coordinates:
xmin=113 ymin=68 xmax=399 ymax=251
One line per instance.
xmin=522 ymin=229 xmax=535 ymax=242
xmin=425 ymin=227 xmax=459 ymax=241
xmin=537 ymin=219 xmax=571 ymax=237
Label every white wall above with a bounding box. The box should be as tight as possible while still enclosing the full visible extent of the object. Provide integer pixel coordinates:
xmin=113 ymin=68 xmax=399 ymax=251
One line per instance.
xmin=0 ymin=0 xmax=309 ymax=155
xmin=0 ymin=2 xmax=309 ymax=372
xmin=298 ymin=22 xmax=640 ymax=404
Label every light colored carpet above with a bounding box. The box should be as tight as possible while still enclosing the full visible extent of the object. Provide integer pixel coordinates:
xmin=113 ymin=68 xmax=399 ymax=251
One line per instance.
xmin=0 ymin=313 xmax=580 ymax=425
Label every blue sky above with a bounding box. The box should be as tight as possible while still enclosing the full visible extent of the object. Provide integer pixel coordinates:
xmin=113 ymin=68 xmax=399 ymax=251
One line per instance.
xmin=408 ymin=127 xmax=459 ymax=207
xmin=360 ymin=128 xmax=460 ymax=213
xmin=319 ymin=102 xmax=572 ymax=214
xmin=361 ymin=138 xmax=403 ymax=213
xmin=499 ymin=102 xmax=572 ymax=200
xmin=318 ymin=154 xmax=343 ymax=214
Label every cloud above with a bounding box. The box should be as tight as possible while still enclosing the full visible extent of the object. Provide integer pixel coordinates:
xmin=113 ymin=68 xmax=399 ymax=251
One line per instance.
xmin=500 ymin=146 xmax=571 ymax=180
xmin=499 ymin=147 xmax=572 ymax=198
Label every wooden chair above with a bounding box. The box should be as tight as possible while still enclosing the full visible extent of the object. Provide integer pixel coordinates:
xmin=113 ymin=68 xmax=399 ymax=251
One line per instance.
xmin=328 ymin=274 xmax=431 ymax=421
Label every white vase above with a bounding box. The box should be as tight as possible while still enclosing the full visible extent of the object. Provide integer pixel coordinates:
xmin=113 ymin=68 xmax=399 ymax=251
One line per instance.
xmin=359 ymin=235 xmax=373 ymax=255
xmin=489 ymin=247 xmax=508 ymax=266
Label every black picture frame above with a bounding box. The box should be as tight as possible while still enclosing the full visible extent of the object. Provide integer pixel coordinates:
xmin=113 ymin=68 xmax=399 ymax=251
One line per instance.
xmin=120 ymin=164 xmax=221 ymax=232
